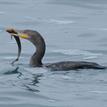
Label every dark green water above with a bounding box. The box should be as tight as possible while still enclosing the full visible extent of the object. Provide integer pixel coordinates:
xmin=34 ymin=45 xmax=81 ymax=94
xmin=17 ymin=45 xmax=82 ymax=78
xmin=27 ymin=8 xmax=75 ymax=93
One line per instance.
xmin=0 ymin=0 xmax=107 ymax=107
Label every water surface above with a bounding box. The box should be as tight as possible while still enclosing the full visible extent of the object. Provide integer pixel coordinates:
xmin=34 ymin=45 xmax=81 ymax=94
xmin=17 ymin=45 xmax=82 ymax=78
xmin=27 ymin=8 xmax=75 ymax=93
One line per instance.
xmin=0 ymin=0 xmax=107 ymax=107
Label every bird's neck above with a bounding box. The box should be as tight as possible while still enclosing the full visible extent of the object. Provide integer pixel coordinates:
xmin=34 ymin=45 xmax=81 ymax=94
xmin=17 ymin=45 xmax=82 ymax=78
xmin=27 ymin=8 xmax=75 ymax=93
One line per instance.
xmin=30 ymin=35 xmax=46 ymax=67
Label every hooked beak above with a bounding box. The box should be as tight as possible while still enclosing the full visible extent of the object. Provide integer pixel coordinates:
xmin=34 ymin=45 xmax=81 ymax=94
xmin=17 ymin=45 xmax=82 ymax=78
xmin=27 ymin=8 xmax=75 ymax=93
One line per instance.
xmin=6 ymin=28 xmax=29 ymax=39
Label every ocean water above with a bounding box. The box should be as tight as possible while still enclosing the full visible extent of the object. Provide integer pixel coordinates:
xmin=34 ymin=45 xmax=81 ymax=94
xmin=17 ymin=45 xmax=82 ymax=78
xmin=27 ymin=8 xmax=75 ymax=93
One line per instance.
xmin=0 ymin=0 xmax=107 ymax=107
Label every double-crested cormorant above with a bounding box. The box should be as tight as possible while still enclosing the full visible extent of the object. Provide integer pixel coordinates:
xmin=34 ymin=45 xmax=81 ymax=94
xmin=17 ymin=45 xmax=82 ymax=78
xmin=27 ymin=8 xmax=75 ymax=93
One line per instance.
xmin=6 ymin=28 xmax=106 ymax=71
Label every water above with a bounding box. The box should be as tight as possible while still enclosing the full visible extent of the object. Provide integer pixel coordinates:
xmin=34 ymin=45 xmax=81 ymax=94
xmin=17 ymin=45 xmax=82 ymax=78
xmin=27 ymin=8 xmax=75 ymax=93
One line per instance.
xmin=0 ymin=0 xmax=107 ymax=107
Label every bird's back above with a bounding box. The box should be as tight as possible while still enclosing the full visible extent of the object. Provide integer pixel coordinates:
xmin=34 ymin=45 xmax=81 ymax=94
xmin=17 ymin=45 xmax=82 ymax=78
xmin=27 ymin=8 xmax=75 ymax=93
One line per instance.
xmin=46 ymin=61 xmax=106 ymax=71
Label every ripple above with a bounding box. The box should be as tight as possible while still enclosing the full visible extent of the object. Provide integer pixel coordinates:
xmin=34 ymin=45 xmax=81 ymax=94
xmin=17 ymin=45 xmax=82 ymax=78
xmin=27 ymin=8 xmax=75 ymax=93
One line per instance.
xmin=16 ymin=17 xmax=74 ymax=26
xmin=0 ymin=25 xmax=5 ymax=32
xmin=48 ymin=19 xmax=74 ymax=24
xmin=48 ymin=0 xmax=107 ymax=9
xmin=50 ymin=49 xmax=102 ymax=59
xmin=0 ymin=11 xmax=5 ymax=15
xmin=0 ymin=1 xmax=21 ymax=5
xmin=91 ymin=91 xmax=107 ymax=94
xmin=89 ymin=27 xmax=106 ymax=31
xmin=0 ymin=63 xmax=20 ymax=75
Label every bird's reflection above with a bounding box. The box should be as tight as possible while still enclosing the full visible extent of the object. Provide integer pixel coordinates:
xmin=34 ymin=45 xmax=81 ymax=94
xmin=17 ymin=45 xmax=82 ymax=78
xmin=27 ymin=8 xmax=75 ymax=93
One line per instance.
xmin=31 ymin=74 xmax=43 ymax=86
xmin=23 ymin=73 xmax=43 ymax=92
xmin=3 ymin=66 xmax=22 ymax=76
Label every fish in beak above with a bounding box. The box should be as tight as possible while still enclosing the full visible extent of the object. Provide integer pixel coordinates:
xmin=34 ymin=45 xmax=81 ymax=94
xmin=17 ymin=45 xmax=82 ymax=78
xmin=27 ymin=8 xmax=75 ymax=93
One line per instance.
xmin=6 ymin=28 xmax=22 ymax=65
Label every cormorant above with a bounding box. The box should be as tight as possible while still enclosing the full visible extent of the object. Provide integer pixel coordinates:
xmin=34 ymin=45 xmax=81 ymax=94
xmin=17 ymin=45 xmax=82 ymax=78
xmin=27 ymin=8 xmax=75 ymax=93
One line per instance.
xmin=6 ymin=28 xmax=106 ymax=71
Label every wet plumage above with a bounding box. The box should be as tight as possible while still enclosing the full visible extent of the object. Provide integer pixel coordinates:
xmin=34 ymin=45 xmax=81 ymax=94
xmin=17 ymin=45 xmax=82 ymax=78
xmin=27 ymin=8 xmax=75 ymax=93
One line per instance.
xmin=6 ymin=28 xmax=106 ymax=71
